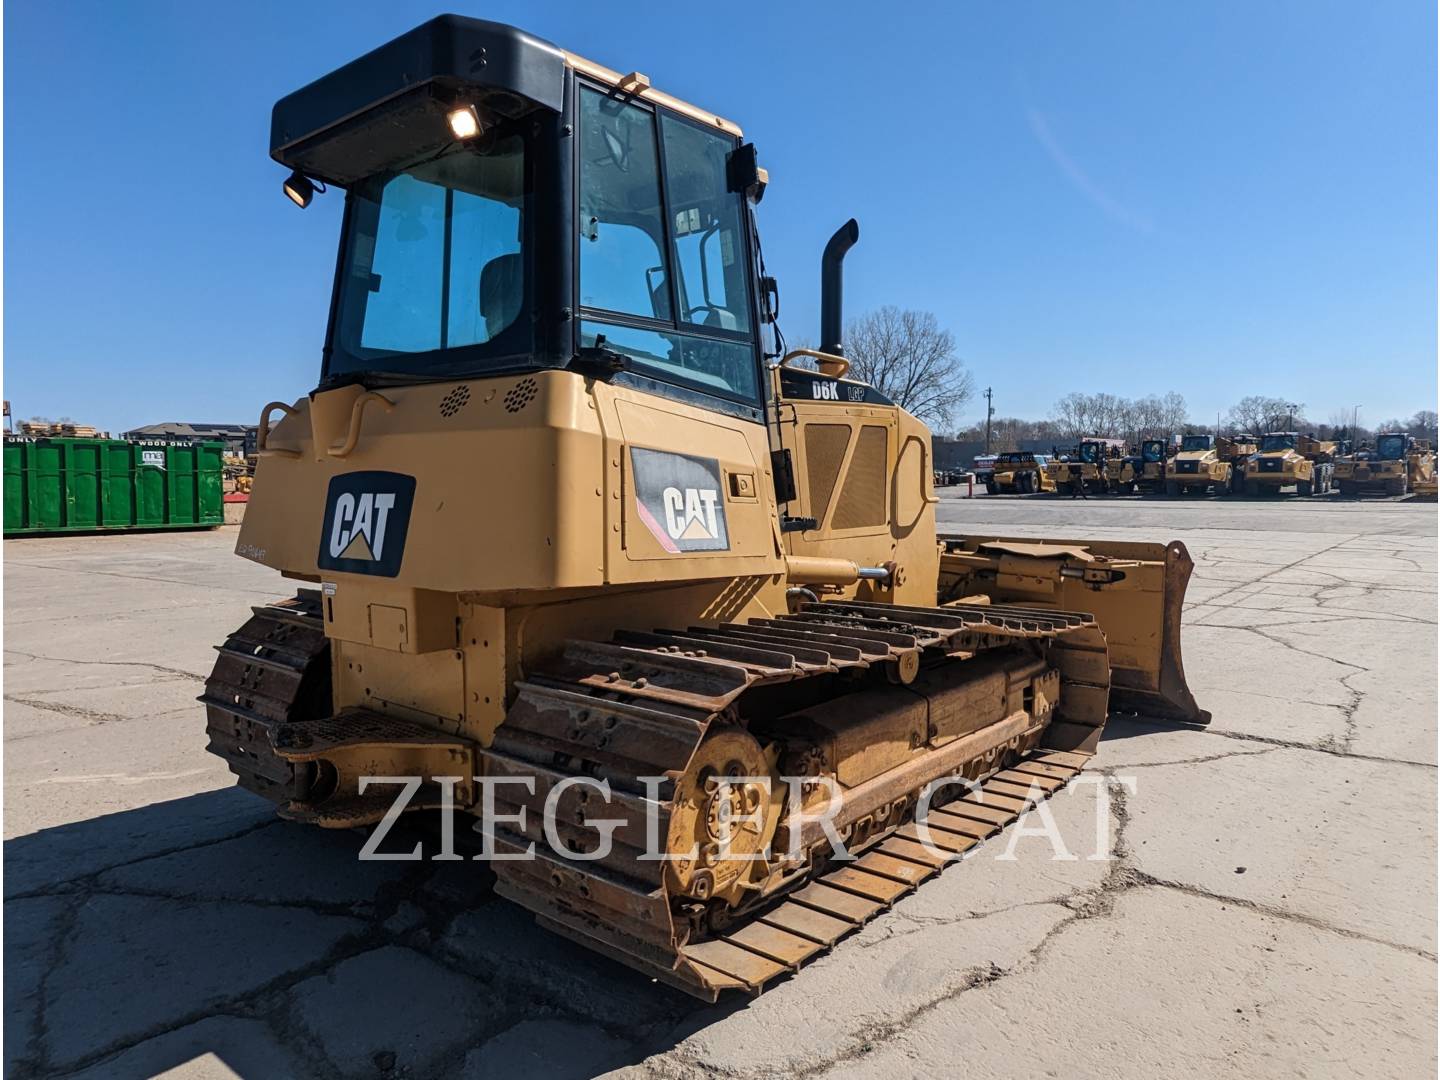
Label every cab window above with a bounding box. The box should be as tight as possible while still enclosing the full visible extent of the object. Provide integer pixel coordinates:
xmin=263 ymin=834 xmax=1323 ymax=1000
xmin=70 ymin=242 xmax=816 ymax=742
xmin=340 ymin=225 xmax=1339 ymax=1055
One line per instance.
xmin=1377 ymin=434 xmax=1407 ymax=459
xmin=578 ymin=89 xmax=670 ymax=320
xmin=577 ymin=84 xmax=759 ymax=406
xmin=661 ymin=114 xmax=751 ymax=334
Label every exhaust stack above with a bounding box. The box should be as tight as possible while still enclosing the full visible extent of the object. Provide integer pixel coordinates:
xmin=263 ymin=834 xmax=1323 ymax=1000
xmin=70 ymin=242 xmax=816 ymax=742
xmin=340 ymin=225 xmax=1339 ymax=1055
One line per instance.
xmin=820 ymin=219 xmax=860 ymax=356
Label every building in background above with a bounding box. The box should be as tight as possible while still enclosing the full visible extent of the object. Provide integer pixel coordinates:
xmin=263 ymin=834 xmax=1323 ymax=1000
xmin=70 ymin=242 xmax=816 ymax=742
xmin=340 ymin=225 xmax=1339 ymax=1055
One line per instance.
xmin=122 ymin=422 xmax=257 ymax=456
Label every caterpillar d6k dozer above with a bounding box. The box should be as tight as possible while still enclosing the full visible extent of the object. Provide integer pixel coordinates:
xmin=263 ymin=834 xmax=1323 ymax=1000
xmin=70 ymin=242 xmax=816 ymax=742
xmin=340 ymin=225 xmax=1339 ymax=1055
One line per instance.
xmin=203 ymin=16 xmax=1206 ymax=1001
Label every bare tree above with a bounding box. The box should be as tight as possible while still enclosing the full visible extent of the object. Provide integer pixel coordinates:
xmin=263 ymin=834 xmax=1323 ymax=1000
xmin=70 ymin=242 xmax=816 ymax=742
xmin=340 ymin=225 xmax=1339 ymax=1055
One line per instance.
xmin=1227 ymin=396 xmax=1300 ymax=435
xmin=1407 ymin=410 xmax=1438 ymax=442
xmin=1049 ymin=392 xmax=1186 ymax=443
xmin=1158 ymin=392 xmax=1188 ymax=434
xmin=843 ymin=307 xmax=975 ymax=426
xmin=1050 ymin=393 xmax=1106 ymax=439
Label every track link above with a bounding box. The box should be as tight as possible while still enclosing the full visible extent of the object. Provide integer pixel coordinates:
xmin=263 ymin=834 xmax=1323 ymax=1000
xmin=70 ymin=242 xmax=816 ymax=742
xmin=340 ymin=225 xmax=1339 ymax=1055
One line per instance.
xmin=483 ymin=601 xmax=1109 ymax=1000
xmin=200 ymin=590 xmax=332 ymax=803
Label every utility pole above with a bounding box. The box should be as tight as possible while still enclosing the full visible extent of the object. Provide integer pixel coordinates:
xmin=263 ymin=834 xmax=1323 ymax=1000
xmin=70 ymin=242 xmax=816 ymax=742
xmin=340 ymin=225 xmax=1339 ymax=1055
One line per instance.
xmin=984 ymin=387 xmax=994 ymax=454
xmin=1286 ymin=402 xmax=1299 ymax=429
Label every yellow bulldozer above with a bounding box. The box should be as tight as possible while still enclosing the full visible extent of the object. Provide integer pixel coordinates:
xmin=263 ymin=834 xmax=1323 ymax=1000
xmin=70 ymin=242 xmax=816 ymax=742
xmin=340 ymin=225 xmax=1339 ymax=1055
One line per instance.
xmin=1243 ymin=432 xmax=1336 ymax=496
xmin=1166 ymin=434 xmax=1256 ymax=496
xmin=203 ymin=16 xmax=1207 ymax=1000
xmin=1333 ymin=433 xmax=1437 ymax=497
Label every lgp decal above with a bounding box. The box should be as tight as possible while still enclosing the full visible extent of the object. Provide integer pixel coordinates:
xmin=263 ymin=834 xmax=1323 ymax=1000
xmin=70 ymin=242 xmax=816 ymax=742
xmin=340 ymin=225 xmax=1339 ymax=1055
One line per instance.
xmin=317 ymin=471 xmax=415 ymax=577
xmin=630 ymin=448 xmax=730 ymax=553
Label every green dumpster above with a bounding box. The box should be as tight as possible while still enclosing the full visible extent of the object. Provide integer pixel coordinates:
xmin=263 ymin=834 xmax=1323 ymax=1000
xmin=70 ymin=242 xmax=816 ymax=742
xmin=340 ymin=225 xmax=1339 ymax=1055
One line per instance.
xmin=3 ymin=437 xmax=225 ymax=536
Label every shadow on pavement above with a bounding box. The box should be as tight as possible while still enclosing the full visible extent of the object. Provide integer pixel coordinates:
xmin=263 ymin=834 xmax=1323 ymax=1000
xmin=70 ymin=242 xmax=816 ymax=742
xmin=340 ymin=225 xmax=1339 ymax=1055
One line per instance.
xmin=6 ymin=712 xmax=1195 ymax=1076
xmin=4 ymin=788 xmax=733 ymax=1079
xmin=1099 ymin=714 xmax=1206 ymax=743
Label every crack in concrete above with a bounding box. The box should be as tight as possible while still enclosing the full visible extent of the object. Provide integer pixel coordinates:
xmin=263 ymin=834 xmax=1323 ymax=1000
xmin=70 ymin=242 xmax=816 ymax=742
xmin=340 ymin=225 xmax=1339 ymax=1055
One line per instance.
xmin=7 ymin=857 xmax=494 ymax=1080
xmin=1198 ymin=535 xmax=1362 ymax=609
xmin=5 ymin=819 xmax=283 ymax=903
xmin=1107 ymin=746 xmax=1284 ymax=769
xmin=3 ymin=648 xmax=206 ymax=684
xmin=3 ymin=696 xmax=132 ymax=725
xmin=3 ymin=560 xmax=280 ymax=597
xmin=1134 ymin=873 xmax=1437 ymax=962
xmin=1188 ymin=726 xmax=1435 ymax=769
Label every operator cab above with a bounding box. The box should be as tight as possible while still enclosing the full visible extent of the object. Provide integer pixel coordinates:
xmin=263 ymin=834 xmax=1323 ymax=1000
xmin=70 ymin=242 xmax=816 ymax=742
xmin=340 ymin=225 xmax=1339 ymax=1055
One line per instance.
xmin=273 ymin=16 xmax=771 ymax=422
xmin=1375 ymin=433 xmax=1410 ymax=460
xmin=1179 ymin=435 xmax=1211 ymax=453
xmin=1260 ymin=433 xmax=1297 ymax=453
xmin=1078 ymin=442 xmax=1103 ymax=464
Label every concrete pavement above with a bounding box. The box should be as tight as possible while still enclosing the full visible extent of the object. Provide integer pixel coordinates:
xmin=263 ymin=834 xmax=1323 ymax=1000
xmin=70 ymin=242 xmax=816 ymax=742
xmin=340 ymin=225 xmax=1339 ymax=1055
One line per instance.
xmin=3 ymin=496 xmax=1435 ymax=1079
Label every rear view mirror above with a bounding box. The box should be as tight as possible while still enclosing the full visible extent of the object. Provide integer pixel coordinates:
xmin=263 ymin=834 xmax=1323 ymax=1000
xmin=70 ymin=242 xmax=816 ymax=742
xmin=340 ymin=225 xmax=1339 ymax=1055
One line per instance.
xmin=760 ymin=275 xmax=779 ymax=324
xmin=727 ymin=142 xmax=767 ymax=203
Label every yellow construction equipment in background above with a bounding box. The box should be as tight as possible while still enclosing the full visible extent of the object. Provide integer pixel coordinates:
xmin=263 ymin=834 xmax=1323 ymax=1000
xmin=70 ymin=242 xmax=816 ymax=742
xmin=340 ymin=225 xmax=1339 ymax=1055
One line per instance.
xmin=1244 ymin=432 xmax=1336 ymax=496
xmin=987 ymin=451 xmax=1054 ymax=494
xmin=202 ymin=16 xmax=1207 ymax=1000
xmin=1046 ymin=438 xmax=1125 ymax=495
xmin=1168 ymin=434 xmax=1256 ymax=496
xmin=1333 ymin=432 xmax=1436 ymax=497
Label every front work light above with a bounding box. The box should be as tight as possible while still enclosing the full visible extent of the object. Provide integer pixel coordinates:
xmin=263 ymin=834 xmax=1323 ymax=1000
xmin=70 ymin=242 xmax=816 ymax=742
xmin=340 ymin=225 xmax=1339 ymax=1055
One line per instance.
xmin=447 ymin=104 xmax=483 ymax=141
xmin=283 ymin=170 xmax=315 ymax=209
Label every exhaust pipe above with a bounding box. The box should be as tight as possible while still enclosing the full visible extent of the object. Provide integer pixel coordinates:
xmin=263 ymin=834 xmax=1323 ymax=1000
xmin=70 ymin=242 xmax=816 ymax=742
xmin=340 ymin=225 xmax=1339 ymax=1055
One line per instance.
xmin=820 ymin=219 xmax=860 ymax=356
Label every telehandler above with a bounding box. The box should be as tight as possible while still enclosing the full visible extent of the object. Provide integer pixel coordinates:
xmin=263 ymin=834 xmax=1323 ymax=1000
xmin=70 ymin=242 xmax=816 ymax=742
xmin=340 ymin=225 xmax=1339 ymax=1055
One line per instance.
xmin=204 ymin=16 xmax=1206 ymax=1000
xmin=1333 ymin=433 xmax=1436 ymax=497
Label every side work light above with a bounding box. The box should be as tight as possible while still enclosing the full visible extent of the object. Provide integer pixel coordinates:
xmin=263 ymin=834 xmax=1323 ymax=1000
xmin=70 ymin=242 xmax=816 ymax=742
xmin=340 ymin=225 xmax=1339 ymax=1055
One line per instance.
xmin=283 ymin=170 xmax=315 ymax=209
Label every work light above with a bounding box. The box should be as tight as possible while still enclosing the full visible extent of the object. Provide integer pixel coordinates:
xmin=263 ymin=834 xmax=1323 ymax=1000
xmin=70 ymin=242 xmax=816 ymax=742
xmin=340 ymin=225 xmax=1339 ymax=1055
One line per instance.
xmin=447 ymin=104 xmax=483 ymax=141
xmin=283 ymin=170 xmax=315 ymax=209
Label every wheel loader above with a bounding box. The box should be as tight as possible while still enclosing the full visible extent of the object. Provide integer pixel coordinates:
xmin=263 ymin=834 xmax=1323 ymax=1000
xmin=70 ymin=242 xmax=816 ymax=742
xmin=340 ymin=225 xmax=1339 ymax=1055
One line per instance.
xmin=1243 ymin=432 xmax=1335 ymax=496
xmin=1333 ymin=433 xmax=1436 ymax=497
xmin=1166 ymin=434 xmax=1256 ymax=496
xmin=203 ymin=15 xmax=1207 ymax=1000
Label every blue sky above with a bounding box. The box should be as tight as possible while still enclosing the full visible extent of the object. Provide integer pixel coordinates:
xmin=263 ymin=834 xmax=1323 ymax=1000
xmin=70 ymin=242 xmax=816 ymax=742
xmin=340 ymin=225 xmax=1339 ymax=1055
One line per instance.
xmin=4 ymin=1 xmax=1435 ymax=435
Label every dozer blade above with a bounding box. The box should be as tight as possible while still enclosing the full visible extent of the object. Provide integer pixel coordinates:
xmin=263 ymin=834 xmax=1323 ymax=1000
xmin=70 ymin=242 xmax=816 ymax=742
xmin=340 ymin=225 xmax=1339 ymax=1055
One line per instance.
xmin=939 ymin=534 xmax=1210 ymax=726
